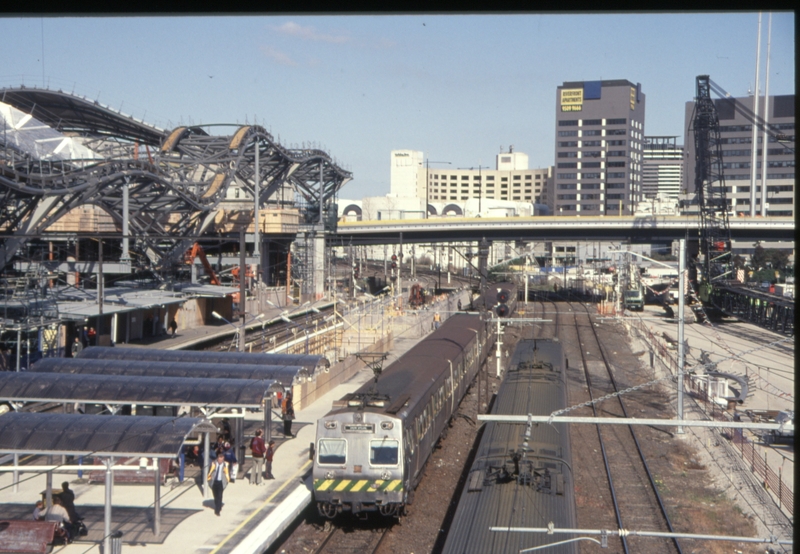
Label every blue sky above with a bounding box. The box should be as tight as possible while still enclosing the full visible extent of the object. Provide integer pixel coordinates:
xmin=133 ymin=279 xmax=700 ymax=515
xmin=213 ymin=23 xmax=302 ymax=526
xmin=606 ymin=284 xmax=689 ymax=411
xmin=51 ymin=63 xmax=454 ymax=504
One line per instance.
xmin=0 ymin=13 xmax=794 ymax=199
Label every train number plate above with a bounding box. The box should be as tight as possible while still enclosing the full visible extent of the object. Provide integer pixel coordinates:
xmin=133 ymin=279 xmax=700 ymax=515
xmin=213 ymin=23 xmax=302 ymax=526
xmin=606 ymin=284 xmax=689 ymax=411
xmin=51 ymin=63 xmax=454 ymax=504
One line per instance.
xmin=343 ymin=424 xmax=375 ymax=433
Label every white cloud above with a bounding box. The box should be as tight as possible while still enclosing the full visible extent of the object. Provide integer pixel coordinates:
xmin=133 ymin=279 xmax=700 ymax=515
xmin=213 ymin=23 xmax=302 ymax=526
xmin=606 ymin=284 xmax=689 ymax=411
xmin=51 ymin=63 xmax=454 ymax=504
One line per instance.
xmin=272 ymin=21 xmax=350 ymax=44
xmin=260 ymin=45 xmax=298 ymax=67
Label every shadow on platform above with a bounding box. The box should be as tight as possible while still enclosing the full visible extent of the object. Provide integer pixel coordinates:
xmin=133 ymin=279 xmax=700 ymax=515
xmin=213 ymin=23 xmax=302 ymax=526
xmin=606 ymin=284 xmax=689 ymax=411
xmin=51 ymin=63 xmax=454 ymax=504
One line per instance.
xmin=1 ymin=504 xmax=201 ymax=545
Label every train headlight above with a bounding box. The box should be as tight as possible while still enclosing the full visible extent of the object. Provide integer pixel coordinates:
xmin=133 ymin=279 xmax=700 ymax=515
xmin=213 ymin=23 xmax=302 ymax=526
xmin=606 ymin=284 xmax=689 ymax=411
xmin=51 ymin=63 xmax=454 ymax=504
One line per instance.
xmin=324 ymin=421 xmax=337 ymax=429
xmin=326 ymin=471 xmax=335 ymax=479
xmin=380 ymin=421 xmax=394 ymax=430
xmin=381 ymin=471 xmax=391 ymax=480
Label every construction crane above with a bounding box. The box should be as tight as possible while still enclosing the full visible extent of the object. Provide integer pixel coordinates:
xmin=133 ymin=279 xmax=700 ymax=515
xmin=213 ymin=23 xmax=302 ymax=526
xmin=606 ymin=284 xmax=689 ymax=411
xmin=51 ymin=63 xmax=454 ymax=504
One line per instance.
xmin=689 ymin=75 xmax=733 ymax=302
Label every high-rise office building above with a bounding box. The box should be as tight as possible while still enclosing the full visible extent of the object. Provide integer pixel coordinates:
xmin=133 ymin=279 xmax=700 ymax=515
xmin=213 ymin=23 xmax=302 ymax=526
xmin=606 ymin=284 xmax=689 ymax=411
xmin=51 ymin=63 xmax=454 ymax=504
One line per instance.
xmin=682 ymin=94 xmax=795 ymax=217
xmin=642 ymin=136 xmax=684 ymax=201
xmin=553 ymin=80 xmax=645 ymax=216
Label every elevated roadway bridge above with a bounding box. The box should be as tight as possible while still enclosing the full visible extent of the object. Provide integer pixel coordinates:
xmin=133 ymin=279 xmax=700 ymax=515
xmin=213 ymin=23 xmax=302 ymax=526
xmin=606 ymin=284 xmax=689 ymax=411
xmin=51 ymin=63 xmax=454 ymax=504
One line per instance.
xmin=333 ymin=215 xmax=794 ymax=245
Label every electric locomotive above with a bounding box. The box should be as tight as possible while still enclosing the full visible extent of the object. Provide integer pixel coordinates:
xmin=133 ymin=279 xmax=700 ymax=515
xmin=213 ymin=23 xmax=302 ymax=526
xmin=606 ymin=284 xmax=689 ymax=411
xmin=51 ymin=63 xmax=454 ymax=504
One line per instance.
xmin=442 ymin=339 xmax=577 ymax=553
xmin=312 ymin=314 xmax=493 ymax=518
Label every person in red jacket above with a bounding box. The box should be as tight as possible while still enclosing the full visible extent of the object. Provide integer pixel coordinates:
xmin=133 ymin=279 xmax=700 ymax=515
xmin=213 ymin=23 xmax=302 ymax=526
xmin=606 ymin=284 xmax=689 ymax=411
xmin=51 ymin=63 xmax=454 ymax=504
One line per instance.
xmin=249 ymin=429 xmax=266 ymax=485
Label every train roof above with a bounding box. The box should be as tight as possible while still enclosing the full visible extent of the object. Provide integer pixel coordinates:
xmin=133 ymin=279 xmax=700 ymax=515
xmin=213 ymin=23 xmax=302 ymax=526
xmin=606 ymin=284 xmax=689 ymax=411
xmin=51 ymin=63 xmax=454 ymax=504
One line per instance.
xmin=331 ymin=314 xmax=483 ymax=415
xmin=77 ymin=346 xmax=329 ymax=372
xmin=31 ymin=357 xmax=305 ymax=387
xmin=442 ymin=339 xmax=577 ymax=554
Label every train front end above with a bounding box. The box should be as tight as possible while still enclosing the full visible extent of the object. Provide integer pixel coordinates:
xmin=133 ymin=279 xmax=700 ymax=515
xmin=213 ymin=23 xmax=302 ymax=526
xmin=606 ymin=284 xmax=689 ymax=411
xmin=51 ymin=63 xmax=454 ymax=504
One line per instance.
xmin=313 ymin=408 xmax=405 ymax=518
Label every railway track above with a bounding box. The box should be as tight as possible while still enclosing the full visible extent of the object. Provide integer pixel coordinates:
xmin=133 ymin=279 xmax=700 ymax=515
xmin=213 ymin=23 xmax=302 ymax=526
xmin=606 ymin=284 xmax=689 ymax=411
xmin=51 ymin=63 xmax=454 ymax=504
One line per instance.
xmin=313 ymin=523 xmax=389 ymax=554
xmin=563 ymin=300 xmax=681 ymax=554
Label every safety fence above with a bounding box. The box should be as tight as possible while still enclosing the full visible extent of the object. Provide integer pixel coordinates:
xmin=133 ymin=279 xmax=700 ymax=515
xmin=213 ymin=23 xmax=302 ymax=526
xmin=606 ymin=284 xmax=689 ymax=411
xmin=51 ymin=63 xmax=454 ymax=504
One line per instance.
xmin=628 ymin=318 xmax=794 ymax=518
xmin=731 ymin=429 xmax=793 ymax=516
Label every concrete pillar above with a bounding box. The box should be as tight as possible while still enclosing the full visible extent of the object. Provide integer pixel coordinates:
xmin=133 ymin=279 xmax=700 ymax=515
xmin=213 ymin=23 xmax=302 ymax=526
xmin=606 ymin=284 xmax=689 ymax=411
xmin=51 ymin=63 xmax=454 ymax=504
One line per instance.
xmin=153 ymin=458 xmax=161 ymax=536
xmin=104 ymin=458 xmax=113 ymax=554
xmin=314 ymin=228 xmax=325 ymax=301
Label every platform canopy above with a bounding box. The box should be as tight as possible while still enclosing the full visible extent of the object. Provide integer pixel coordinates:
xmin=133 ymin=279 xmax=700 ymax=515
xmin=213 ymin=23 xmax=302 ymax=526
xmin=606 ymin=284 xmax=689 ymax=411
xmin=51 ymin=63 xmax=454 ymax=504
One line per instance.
xmin=30 ymin=358 xmax=306 ymax=387
xmin=0 ymin=413 xmax=208 ymax=458
xmin=78 ymin=346 xmax=330 ymax=373
xmin=0 ymin=373 xmax=277 ymax=409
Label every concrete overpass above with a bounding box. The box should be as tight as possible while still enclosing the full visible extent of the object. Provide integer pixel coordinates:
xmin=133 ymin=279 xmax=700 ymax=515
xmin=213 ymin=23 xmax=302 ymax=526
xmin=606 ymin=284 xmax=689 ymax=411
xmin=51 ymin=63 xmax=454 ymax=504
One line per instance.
xmin=332 ymin=215 xmax=794 ymax=245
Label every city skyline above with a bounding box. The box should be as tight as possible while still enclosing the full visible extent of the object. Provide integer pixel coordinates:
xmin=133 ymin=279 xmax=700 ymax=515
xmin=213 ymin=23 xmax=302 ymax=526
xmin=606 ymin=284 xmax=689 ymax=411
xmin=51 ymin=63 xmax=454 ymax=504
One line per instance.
xmin=0 ymin=12 xmax=794 ymax=199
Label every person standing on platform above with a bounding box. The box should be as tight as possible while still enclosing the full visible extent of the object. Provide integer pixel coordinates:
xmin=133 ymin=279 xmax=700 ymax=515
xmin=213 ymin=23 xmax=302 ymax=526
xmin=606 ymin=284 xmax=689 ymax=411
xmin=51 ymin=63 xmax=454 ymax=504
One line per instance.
xmin=433 ymin=311 xmax=441 ymax=330
xmin=265 ymin=440 xmax=275 ymax=479
xmin=207 ymin=452 xmax=230 ymax=516
xmin=282 ymin=390 xmax=295 ymax=438
xmin=249 ymin=429 xmax=266 ymax=485
xmin=59 ymin=482 xmax=79 ymax=523
xmin=71 ymin=337 xmax=83 ymax=356
xmin=168 ymin=318 xmax=178 ymax=338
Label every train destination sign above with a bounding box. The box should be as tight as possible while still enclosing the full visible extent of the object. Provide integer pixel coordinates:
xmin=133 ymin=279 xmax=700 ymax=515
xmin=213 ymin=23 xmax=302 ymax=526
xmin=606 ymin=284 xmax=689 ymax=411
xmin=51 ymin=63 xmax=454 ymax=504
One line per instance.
xmin=343 ymin=424 xmax=375 ymax=433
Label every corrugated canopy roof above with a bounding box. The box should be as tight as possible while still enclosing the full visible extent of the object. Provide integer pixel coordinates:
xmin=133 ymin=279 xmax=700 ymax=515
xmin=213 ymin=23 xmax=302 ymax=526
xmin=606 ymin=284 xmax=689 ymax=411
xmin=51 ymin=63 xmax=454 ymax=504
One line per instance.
xmin=31 ymin=358 xmax=302 ymax=387
xmin=78 ymin=346 xmax=329 ymax=372
xmin=0 ymin=413 xmax=204 ymax=458
xmin=0 ymin=373 xmax=274 ymax=408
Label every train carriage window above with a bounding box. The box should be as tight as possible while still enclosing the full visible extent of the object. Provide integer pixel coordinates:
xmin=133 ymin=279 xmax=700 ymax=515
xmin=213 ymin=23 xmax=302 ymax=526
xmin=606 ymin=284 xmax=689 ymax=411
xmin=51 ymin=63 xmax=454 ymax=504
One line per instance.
xmin=318 ymin=439 xmax=347 ymax=464
xmin=370 ymin=439 xmax=399 ymax=466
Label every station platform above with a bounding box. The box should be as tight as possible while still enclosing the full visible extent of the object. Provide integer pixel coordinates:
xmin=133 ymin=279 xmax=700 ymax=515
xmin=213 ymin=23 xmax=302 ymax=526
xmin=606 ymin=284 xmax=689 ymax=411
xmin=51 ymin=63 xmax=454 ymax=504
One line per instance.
xmin=1 ymin=329 xmax=432 ymax=554
xmin=116 ymin=303 xmax=316 ymax=352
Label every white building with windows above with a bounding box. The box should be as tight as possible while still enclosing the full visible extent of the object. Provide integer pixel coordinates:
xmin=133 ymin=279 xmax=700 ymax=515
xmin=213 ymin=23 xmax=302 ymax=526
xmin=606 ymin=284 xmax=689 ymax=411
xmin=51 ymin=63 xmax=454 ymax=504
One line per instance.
xmin=642 ymin=136 xmax=684 ymax=202
xmin=389 ymin=150 xmax=424 ymax=198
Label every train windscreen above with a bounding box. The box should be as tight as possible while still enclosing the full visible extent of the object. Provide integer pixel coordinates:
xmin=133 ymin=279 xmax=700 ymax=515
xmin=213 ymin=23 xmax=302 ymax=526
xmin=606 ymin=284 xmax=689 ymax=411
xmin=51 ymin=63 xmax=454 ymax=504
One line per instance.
xmin=318 ymin=439 xmax=347 ymax=464
xmin=370 ymin=439 xmax=399 ymax=465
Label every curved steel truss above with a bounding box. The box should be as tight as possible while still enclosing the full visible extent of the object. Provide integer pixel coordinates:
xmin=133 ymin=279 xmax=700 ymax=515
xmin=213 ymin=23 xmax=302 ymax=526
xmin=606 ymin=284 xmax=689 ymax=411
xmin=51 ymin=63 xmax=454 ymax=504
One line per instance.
xmin=0 ymin=87 xmax=351 ymax=267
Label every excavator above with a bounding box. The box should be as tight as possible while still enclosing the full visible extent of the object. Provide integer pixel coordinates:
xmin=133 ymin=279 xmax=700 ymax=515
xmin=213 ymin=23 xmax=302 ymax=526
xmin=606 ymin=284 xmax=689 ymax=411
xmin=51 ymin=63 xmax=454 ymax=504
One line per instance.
xmin=185 ymin=243 xmax=254 ymax=284
xmin=184 ymin=243 xmax=222 ymax=286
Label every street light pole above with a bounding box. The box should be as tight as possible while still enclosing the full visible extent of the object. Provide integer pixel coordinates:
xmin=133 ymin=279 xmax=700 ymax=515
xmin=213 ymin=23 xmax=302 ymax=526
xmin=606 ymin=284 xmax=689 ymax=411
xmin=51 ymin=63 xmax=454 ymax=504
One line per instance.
xmin=458 ymin=164 xmax=490 ymax=217
xmin=425 ymin=159 xmax=451 ymax=219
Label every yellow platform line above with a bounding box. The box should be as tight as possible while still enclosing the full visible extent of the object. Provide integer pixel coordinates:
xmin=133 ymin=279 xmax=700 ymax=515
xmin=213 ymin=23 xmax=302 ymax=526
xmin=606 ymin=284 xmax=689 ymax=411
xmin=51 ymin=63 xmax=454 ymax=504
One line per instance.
xmin=210 ymin=459 xmax=312 ymax=554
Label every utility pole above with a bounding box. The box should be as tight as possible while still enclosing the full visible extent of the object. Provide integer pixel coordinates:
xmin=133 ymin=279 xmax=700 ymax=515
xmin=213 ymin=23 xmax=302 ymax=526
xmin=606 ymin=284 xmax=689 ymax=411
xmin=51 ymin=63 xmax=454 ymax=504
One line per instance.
xmin=425 ymin=159 xmax=451 ymax=218
xmin=398 ymin=232 xmax=403 ymax=302
xmin=239 ymin=229 xmax=246 ymax=352
xmin=677 ymin=238 xmax=686 ymax=434
xmin=97 ymin=239 xmax=103 ymax=344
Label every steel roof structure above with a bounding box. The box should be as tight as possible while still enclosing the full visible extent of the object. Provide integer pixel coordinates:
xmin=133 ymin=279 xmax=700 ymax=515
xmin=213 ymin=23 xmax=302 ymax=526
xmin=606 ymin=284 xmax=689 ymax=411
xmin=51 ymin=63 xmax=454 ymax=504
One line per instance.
xmin=0 ymin=412 xmax=204 ymax=458
xmin=30 ymin=357 xmax=309 ymax=386
xmin=0 ymin=372 xmax=277 ymax=409
xmin=0 ymin=87 xmax=352 ymax=268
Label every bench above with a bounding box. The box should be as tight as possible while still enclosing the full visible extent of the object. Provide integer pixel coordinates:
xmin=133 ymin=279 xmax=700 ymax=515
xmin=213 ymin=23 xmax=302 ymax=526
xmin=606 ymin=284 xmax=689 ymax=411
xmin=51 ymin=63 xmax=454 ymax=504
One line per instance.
xmin=0 ymin=520 xmax=57 ymax=554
